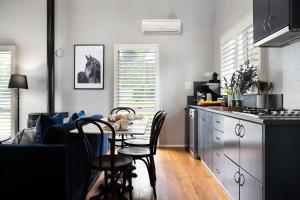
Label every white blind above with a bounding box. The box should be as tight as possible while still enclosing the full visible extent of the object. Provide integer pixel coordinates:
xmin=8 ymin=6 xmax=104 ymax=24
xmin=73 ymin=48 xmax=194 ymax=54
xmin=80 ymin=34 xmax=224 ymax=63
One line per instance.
xmin=114 ymin=45 xmax=159 ymax=134
xmin=236 ymin=25 xmax=259 ymax=69
xmin=0 ymin=50 xmax=13 ymax=136
xmin=220 ymin=14 xmax=260 ymax=94
xmin=221 ymin=38 xmax=236 ymax=91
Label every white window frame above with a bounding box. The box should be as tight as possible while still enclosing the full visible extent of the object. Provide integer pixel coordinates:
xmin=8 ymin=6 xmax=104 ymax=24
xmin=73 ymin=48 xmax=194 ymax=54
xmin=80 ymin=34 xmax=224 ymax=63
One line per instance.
xmin=113 ymin=44 xmax=160 ymax=112
xmin=0 ymin=45 xmax=17 ymax=136
xmin=220 ymin=12 xmax=266 ymax=95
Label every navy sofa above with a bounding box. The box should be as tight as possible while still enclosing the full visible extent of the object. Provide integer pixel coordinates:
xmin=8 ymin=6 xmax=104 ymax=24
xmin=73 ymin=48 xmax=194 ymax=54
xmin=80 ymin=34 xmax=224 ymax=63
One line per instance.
xmin=0 ymin=115 xmax=109 ymax=200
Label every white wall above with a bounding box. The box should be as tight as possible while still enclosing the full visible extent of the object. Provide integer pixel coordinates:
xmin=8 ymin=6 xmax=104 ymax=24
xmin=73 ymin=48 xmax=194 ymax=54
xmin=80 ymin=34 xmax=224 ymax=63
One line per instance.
xmin=0 ymin=0 xmax=215 ymax=146
xmin=214 ymin=0 xmax=300 ymax=109
xmin=0 ymin=0 xmax=47 ymax=129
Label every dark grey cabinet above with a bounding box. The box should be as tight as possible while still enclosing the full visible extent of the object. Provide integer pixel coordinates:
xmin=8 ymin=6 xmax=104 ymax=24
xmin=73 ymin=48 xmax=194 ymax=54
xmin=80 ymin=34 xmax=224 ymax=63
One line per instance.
xmin=239 ymin=121 xmax=263 ymax=182
xmin=224 ymin=156 xmax=240 ymax=200
xmin=203 ymin=111 xmax=213 ymax=170
xmin=224 ymin=117 xmax=240 ymax=165
xmin=253 ymin=0 xmax=269 ymax=42
xmin=240 ymin=168 xmax=263 ymax=200
xmin=269 ymin=0 xmax=289 ymax=34
xmin=253 ymin=0 xmax=298 ymax=44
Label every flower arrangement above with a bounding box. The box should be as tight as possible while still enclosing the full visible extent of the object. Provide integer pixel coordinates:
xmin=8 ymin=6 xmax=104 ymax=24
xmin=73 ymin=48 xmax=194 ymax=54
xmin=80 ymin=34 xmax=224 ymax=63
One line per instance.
xmin=236 ymin=60 xmax=258 ymax=94
xmin=223 ymin=73 xmax=237 ymax=96
xmin=223 ymin=60 xmax=258 ymax=97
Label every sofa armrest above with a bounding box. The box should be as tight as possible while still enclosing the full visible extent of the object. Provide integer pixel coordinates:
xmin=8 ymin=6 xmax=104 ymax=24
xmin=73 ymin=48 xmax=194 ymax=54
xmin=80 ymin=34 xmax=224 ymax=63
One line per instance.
xmin=0 ymin=144 xmax=70 ymax=199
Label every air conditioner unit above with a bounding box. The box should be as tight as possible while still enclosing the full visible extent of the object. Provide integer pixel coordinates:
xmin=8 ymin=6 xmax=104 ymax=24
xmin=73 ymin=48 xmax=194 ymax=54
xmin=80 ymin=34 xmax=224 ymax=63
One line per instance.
xmin=142 ymin=19 xmax=181 ymax=33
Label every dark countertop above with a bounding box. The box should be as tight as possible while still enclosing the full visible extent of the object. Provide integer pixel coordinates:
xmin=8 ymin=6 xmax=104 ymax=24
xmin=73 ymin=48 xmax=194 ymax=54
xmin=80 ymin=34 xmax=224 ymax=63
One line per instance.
xmin=188 ymin=105 xmax=300 ymax=125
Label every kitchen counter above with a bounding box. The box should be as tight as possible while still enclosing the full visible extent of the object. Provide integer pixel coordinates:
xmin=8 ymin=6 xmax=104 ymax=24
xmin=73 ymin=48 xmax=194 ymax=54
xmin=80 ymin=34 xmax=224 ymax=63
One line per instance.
xmin=188 ymin=105 xmax=300 ymax=125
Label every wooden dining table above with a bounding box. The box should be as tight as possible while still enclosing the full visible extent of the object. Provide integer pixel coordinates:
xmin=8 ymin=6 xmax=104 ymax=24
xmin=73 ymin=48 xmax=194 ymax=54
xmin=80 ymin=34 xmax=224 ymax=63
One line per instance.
xmin=70 ymin=118 xmax=148 ymax=135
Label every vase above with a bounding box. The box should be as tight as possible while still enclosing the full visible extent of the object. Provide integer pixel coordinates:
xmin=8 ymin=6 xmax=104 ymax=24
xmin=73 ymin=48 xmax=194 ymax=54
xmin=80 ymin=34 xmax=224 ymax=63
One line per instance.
xmin=228 ymin=95 xmax=233 ymax=107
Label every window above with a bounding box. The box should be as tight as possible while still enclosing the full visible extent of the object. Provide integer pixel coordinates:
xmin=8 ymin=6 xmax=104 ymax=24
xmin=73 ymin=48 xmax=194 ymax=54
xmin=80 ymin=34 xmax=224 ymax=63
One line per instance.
xmin=220 ymin=13 xmax=260 ymax=94
xmin=0 ymin=46 xmax=16 ymax=137
xmin=114 ymin=44 xmax=159 ymax=134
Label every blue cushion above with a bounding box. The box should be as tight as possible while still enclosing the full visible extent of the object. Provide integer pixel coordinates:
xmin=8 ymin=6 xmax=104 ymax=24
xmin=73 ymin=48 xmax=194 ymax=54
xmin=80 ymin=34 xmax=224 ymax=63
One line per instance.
xmin=69 ymin=110 xmax=86 ymax=121
xmin=36 ymin=114 xmax=64 ymax=143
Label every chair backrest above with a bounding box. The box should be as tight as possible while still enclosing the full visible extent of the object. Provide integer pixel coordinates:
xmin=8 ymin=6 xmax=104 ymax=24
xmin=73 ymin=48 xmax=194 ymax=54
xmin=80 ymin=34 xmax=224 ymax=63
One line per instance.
xmin=110 ymin=107 xmax=136 ymax=115
xmin=149 ymin=111 xmax=166 ymax=155
xmin=76 ymin=118 xmax=116 ymax=195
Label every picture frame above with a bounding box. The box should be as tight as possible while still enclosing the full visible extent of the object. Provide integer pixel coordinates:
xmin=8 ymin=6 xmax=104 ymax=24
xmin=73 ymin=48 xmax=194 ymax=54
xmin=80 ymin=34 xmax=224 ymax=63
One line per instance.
xmin=74 ymin=44 xmax=104 ymax=89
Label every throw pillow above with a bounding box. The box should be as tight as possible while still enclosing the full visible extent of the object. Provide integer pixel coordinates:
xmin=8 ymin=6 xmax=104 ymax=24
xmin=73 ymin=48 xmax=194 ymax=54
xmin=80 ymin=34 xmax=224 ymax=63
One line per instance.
xmin=69 ymin=110 xmax=86 ymax=121
xmin=12 ymin=127 xmax=37 ymax=144
xmin=35 ymin=114 xmax=64 ymax=143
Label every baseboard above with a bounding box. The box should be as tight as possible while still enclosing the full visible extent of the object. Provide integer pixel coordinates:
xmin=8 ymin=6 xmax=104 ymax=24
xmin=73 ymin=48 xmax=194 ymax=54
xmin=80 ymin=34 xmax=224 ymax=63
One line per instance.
xmin=158 ymin=144 xmax=187 ymax=148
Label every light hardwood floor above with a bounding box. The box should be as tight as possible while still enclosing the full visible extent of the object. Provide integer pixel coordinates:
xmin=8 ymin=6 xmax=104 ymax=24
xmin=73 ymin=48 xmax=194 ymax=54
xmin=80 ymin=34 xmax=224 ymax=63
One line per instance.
xmin=87 ymin=148 xmax=230 ymax=200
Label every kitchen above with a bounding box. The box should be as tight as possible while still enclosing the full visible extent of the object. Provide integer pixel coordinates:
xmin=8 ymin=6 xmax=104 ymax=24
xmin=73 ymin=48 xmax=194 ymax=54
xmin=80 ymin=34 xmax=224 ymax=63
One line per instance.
xmin=187 ymin=0 xmax=300 ymax=200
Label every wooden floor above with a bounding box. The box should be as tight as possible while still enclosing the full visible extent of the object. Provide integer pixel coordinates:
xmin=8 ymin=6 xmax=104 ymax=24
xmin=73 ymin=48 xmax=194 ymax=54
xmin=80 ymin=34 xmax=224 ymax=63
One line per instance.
xmin=87 ymin=148 xmax=230 ymax=200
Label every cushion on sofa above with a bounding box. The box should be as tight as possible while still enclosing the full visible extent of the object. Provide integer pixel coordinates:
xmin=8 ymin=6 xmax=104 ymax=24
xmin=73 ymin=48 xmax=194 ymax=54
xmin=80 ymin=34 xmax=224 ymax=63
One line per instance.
xmin=36 ymin=114 xmax=65 ymax=143
xmin=12 ymin=127 xmax=37 ymax=144
xmin=69 ymin=110 xmax=86 ymax=121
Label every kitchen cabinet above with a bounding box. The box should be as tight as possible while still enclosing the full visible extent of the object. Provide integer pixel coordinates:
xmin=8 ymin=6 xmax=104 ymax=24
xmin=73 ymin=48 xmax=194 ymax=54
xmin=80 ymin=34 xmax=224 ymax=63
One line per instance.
xmin=253 ymin=0 xmax=269 ymax=42
xmin=224 ymin=116 xmax=263 ymax=182
xmin=253 ymin=0 xmax=300 ymax=46
xmin=225 ymin=156 xmax=263 ymax=200
xmin=224 ymin=117 xmax=240 ymax=165
xmin=224 ymin=156 xmax=240 ymax=200
xmin=203 ymin=111 xmax=213 ymax=170
xmin=239 ymin=121 xmax=263 ymax=182
xmin=269 ymin=0 xmax=289 ymax=34
xmin=240 ymin=168 xmax=263 ymax=200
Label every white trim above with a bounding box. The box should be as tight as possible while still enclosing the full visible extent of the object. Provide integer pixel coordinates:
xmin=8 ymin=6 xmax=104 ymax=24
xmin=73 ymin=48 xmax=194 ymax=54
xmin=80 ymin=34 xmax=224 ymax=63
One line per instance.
xmin=254 ymin=26 xmax=290 ymax=47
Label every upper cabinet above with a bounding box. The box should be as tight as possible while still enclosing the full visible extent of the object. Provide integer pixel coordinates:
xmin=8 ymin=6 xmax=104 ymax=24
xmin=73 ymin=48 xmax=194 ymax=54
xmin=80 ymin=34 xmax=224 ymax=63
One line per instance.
xmin=253 ymin=0 xmax=300 ymax=47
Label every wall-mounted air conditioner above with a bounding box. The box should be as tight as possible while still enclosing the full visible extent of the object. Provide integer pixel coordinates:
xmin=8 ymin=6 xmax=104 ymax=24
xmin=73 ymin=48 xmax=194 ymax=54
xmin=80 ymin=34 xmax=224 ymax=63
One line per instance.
xmin=142 ymin=19 xmax=182 ymax=33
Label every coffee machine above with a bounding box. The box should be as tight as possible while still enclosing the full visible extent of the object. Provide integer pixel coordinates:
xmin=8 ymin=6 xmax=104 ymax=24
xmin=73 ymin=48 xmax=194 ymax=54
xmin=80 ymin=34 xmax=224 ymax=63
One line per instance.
xmin=194 ymin=81 xmax=221 ymax=102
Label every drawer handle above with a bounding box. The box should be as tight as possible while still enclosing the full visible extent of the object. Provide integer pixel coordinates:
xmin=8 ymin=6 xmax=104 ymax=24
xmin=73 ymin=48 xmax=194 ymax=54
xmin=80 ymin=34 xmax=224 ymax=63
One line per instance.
xmin=235 ymin=124 xmax=240 ymax=136
xmin=215 ymin=120 xmax=221 ymax=124
xmin=216 ymin=136 xmax=221 ymax=141
xmin=239 ymin=173 xmax=245 ymax=187
xmin=234 ymin=171 xmax=240 ymax=183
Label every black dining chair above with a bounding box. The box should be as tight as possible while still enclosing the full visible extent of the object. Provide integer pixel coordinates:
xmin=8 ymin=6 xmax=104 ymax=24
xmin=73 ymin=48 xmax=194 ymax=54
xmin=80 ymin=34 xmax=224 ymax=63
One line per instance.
xmin=124 ymin=110 xmax=164 ymax=147
xmin=118 ymin=111 xmax=166 ymax=199
xmin=76 ymin=118 xmax=133 ymax=200
xmin=109 ymin=107 xmax=136 ymax=147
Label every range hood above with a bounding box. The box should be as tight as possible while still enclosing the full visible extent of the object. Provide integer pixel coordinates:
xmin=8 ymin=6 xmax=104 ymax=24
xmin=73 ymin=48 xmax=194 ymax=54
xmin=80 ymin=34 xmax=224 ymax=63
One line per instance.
xmin=255 ymin=26 xmax=300 ymax=47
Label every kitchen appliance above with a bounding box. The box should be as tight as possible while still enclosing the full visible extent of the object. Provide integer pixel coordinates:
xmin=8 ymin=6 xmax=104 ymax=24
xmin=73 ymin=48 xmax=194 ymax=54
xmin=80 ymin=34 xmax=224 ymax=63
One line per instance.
xmin=233 ymin=108 xmax=300 ymax=119
xmin=194 ymin=81 xmax=221 ymax=101
xmin=242 ymin=94 xmax=283 ymax=109
xmin=188 ymin=108 xmax=198 ymax=159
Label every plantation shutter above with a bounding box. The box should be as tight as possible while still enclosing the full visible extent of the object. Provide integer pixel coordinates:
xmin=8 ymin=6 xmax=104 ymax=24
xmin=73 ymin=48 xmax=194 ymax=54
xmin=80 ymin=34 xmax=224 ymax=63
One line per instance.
xmin=221 ymin=38 xmax=236 ymax=94
xmin=0 ymin=47 xmax=15 ymax=137
xmin=114 ymin=44 xmax=159 ymax=134
xmin=220 ymin=14 xmax=260 ymax=95
xmin=236 ymin=25 xmax=259 ymax=69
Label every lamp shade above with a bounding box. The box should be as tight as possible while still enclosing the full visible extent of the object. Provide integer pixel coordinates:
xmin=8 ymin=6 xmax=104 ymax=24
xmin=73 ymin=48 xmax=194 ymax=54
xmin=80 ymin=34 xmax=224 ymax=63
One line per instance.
xmin=8 ymin=74 xmax=28 ymax=89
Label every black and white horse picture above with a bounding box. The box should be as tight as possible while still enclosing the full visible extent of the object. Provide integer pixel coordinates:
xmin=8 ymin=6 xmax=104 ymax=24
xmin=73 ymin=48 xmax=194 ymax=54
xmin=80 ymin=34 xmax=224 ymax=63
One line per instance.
xmin=77 ymin=55 xmax=101 ymax=83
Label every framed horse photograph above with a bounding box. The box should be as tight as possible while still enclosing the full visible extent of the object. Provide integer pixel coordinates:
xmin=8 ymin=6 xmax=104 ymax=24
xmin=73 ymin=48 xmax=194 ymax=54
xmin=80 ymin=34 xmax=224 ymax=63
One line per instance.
xmin=74 ymin=44 xmax=104 ymax=89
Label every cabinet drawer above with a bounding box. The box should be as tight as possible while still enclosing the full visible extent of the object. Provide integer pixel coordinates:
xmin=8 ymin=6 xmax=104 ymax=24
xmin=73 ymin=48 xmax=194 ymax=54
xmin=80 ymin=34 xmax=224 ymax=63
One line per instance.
xmin=213 ymin=128 xmax=224 ymax=148
xmin=213 ymin=165 xmax=224 ymax=183
xmin=213 ymin=145 xmax=224 ymax=168
xmin=213 ymin=114 xmax=224 ymax=132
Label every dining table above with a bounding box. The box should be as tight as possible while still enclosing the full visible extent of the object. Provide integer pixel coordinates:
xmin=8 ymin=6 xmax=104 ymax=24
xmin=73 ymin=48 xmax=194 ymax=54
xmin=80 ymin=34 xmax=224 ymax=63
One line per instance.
xmin=70 ymin=118 xmax=148 ymax=135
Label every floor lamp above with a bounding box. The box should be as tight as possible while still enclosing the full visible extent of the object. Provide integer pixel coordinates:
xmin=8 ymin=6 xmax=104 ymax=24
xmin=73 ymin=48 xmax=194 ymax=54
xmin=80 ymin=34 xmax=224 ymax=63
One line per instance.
xmin=8 ymin=74 xmax=28 ymax=132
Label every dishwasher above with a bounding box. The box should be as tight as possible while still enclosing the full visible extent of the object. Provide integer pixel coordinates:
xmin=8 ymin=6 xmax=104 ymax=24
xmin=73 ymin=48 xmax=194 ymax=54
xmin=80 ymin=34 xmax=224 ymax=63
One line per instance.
xmin=188 ymin=108 xmax=198 ymax=159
